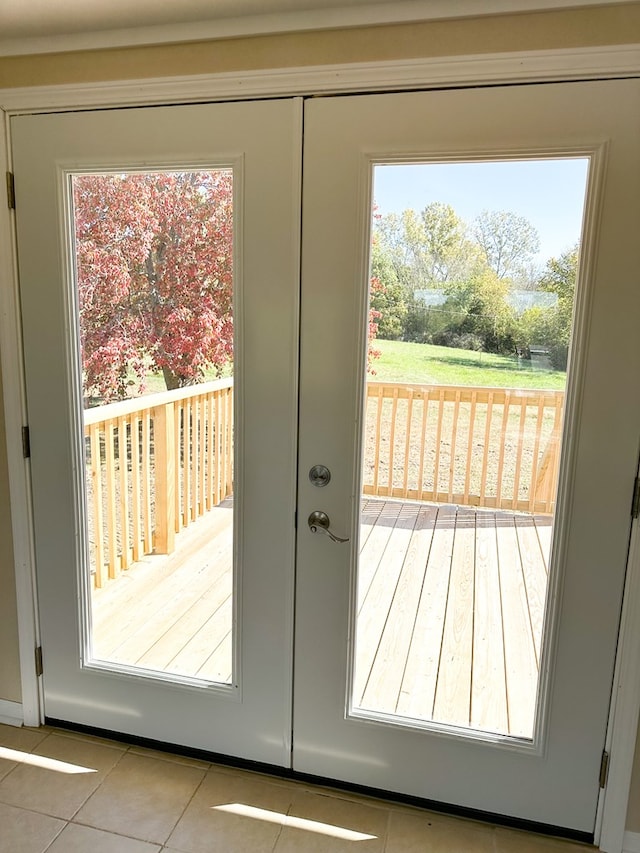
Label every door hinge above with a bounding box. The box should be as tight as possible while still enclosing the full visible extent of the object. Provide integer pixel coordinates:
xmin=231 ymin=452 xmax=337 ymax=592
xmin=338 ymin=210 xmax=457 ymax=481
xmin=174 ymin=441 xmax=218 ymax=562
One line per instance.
xmin=6 ymin=171 xmax=15 ymax=210
xmin=22 ymin=425 xmax=30 ymax=459
xmin=35 ymin=646 xmax=43 ymax=677
xmin=632 ymin=477 xmax=640 ymax=519
xmin=599 ymin=749 xmax=610 ymax=789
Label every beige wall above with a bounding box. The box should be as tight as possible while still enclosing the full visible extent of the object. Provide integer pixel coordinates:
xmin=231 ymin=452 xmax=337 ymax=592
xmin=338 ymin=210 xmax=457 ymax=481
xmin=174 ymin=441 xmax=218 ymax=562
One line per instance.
xmin=1 ymin=0 xmax=640 ymax=829
xmin=627 ymin=731 xmax=640 ymax=833
xmin=0 ymin=368 xmax=21 ymax=704
xmin=0 ymin=4 xmax=640 ymax=88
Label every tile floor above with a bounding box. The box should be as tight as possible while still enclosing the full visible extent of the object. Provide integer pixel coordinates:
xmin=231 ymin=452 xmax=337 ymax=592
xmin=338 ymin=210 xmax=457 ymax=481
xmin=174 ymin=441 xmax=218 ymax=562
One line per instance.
xmin=0 ymin=723 xmax=595 ymax=852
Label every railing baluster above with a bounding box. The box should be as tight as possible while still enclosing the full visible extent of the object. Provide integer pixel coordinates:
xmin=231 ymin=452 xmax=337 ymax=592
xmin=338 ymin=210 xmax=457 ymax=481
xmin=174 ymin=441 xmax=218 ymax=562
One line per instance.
xmin=417 ymin=391 xmax=429 ymax=502
xmin=464 ymin=391 xmax=477 ymax=505
xmin=388 ymin=386 xmax=399 ymax=496
xmin=402 ymin=390 xmax=414 ymax=497
xmin=191 ymin=396 xmax=199 ymax=520
xmin=433 ymin=389 xmax=445 ymax=501
xmin=89 ymin=424 xmax=105 ymax=588
xmin=118 ymin=416 xmax=130 ymax=570
xmin=174 ymin=402 xmax=182 ymax=532
xmin=130 ymin=414 xmax=141 ymax=563
xmin=188 ymin=396 xmax=196 ymax=521
xmin=548 ymin=394 xmax=564 ymax=514
xmin=512 ymin=398 xmax=527 ymax=509
xmin=104 ymin=419 xmax=118 ymax=578
xmin=215 ymin=389 xmax=222 ymax=505
xmin=183 ymin=401 xmax=191 ymax=528
xmin=372 ymin=385 xmax=383 ymax=495
xmin=207 ymin=391 xmax=214 ymax=510
xmin=199 ymin=394 xmax=206 ymax=516
xmin=142 ymin=411 xmax=152 ymax=554
xmin=225 ymin=387 xmax=233 ymax=497
xmin=495 ymin=392 xmax=511 ymax=510
xmin=448 ymin=390 xmax=461 ymax=503
xmin=153 ymin=402 xmax=176 ymax=555
xmin=529 ymin=397 xmax=546 ymax=512
xmin=479 ymin=393 xmax=494 ymax=506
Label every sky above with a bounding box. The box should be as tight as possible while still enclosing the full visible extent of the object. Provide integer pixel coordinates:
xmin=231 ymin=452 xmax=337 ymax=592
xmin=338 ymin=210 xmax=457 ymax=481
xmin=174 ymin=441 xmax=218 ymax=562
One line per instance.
xmin=372 ymin=158 xmax=589 ymax=266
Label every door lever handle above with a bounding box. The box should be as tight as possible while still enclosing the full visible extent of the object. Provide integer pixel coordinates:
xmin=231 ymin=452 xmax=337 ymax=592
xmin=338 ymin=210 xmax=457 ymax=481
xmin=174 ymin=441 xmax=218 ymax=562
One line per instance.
xmin=308 ymin=511 xmax=350 ymax=543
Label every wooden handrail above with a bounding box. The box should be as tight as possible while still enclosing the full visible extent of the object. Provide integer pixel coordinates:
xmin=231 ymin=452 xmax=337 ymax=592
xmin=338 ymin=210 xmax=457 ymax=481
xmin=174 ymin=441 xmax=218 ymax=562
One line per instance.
xmin=363 ymin=382 xmax=565 ymax=515
xmin=83 ymin=377 xmax=233 ymax=424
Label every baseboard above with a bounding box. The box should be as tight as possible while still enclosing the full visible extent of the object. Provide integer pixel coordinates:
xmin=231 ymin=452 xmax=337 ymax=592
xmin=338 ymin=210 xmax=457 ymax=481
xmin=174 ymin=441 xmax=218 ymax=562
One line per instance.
xmin=0 ymin=699 xmax=23 ymax=727
xmin=623 ymin=831 xmax=640 ymax=852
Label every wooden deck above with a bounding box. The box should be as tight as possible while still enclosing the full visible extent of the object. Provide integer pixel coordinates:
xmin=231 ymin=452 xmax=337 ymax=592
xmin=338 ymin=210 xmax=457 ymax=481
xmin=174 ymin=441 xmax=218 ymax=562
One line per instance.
xmin=91 ymin=497 xmax=551 ymax=739
xmin=92 ymin=500 xmax=234 ymax=684
xmin=356 ymin=500 xmax=551 ymax=739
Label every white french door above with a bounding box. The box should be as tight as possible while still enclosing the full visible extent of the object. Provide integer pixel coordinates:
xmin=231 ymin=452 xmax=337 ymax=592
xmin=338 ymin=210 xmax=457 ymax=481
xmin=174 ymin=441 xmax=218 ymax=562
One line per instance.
xmin=294 ymin=80 xmax=640 ymax=833
xmin=11 ymin=79 xmax=640 ymax=835
xmin=12 ymin=99 xmax=302 ymax=765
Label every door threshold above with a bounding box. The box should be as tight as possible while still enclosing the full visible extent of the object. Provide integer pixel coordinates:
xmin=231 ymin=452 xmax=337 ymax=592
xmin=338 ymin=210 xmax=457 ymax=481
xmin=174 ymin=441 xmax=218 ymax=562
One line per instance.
xmin=46 ymin=718 xmax=593 ymax=845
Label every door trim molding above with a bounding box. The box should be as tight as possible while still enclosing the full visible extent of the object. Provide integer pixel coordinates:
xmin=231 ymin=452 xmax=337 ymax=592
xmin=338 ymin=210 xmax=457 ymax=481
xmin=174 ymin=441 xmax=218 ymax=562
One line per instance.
xmin=1 ymin=40 xmax=639 ymax=846
xmin=0 ymin=44 xmax=639 ymax=113
xmin=598 ymin=513 xmax=640 ymax=853
xmin=0 ymin=115 xmax=41 ymax=727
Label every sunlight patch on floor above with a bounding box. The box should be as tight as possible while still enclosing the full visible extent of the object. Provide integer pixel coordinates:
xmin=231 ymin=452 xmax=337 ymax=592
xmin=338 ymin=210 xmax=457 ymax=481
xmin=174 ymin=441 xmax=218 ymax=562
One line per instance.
xmin=0 ymin=746 xmax=98 ymax=774
xmin=212 ymin=803 xmax=377 ymax=840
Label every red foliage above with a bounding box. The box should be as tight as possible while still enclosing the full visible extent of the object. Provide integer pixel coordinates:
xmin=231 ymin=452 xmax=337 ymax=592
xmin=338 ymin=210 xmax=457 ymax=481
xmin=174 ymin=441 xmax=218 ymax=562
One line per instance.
xmin=74 ymin=171 xmax=233 ymax=401
xmin=367 ymin=276 xmax=383 ymax=374
xmin=367 ymin=209 xmax=383 ymax=374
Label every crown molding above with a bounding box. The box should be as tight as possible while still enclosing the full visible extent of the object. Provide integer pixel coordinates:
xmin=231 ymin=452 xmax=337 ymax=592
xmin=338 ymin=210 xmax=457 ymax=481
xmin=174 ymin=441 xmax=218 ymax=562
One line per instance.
xmin=1 ymin=44 xmax=640 ymax=113
xmin=0 ymin=0 xmax=635 ymax=58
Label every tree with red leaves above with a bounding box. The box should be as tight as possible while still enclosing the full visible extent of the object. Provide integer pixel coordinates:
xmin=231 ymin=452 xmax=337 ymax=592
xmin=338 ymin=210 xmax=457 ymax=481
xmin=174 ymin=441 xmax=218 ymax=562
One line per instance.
xmin=368 ymin=276 xmax=383 ymax=373
xmin=74 ymin=171 xmax=233 ymax=402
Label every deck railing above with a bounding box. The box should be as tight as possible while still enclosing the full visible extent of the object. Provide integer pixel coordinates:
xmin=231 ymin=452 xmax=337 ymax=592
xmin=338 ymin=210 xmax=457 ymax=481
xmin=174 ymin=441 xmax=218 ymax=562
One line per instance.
xmin=84 ymin=378 xmax=564 ymax=588
xmin=363 ymin=382 xmax=564 ymax=515
xmin=84 ymin=378 xmax=233 ymax=588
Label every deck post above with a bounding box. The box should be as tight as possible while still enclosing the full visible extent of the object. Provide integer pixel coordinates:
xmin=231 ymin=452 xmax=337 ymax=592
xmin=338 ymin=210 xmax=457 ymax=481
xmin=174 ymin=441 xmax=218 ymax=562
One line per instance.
xmin=153 ymin=401 xmax=176 ymax=555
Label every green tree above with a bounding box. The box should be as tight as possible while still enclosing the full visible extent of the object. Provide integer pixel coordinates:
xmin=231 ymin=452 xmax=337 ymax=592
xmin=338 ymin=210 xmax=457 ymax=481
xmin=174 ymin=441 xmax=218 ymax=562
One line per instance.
xmin=419 ymin=202 xmax=482 ymax=284
xmin=537 ymin=244 xmax=579 ymax=369
xmin=373 ymin=203 xmax=485 ymax=342
xmin=369 ymin=235 xmax=409 ymax=339
xmin=374 ymin=212 xmax=415 ymax=290
xmin=372 ymin=202 xmax=550 ymax=352
xmin=473 ymin=210 xmax=540 ymax=283
xmin=374 ymin=203 xmax=481 ymax=292
xmin=438 ymin=268 xmax=518 ymax=354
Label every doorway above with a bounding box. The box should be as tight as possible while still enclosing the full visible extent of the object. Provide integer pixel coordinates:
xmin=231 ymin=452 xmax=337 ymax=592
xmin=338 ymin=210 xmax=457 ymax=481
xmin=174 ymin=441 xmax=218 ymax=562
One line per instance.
xmin=11 ymin=79 xmax=640 ymax=834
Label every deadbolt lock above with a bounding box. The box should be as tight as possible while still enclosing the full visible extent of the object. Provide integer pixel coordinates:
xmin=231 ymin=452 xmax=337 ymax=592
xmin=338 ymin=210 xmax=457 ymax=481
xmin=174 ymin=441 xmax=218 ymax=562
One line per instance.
xmin=309 ymin=464 xmax=331 ymax=487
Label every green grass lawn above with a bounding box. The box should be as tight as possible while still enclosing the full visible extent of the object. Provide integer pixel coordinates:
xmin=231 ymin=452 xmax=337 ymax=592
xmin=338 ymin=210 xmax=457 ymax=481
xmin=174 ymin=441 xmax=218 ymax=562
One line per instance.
xmin=121 ymin=363 xmax=231 ymax=399
xmin=120 ymin=339 xmax=565 ymax=401
xmin=370 ymin=339 xmax=566 ymax=390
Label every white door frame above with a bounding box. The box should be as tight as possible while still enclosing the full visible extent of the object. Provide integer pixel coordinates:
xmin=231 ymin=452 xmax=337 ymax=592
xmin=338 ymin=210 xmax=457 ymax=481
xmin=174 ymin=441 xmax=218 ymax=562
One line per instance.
xmin=1 ymin=42 xmax=639 ymax=851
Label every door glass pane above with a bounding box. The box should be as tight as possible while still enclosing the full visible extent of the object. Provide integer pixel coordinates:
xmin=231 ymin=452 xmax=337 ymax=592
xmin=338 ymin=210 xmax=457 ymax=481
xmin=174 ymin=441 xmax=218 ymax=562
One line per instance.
xmin=353 ymin=158 xmax=588 ymax=738
xmin=72 ymin=170 xmax=235 ymax=685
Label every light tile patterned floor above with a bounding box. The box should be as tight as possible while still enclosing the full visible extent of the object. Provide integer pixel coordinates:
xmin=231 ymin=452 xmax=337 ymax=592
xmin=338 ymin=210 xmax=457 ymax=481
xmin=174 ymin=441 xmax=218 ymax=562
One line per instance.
xmin=0 ymin=724 xmax=594 ymax=852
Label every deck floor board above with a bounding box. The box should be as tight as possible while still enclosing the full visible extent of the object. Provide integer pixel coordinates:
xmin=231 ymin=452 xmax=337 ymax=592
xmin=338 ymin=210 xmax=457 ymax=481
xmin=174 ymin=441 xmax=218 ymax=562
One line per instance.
xmin=395 ymin=504 xmax=457 ymax=721
xmin=497 ymin=514 xmax=540 ymax=737
xmin=471 ymin=511 xmax=508 ymax=733
xmin=360 ymin=504 xmax=437 ymax=712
